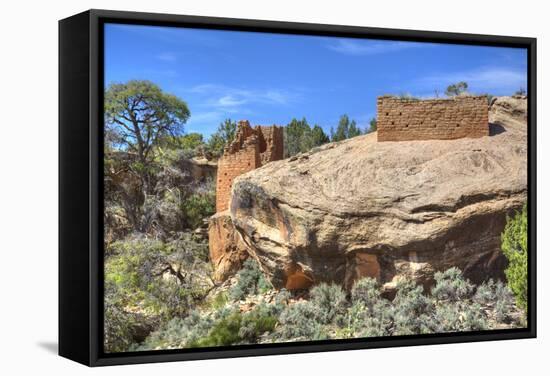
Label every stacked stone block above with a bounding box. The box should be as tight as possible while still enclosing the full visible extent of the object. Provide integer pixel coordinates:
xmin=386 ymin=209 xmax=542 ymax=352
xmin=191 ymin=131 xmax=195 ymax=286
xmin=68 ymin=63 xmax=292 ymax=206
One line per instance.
xmin=377 ymin=95 xmax=489 ymax=142
xmin=257 ymin=125 xmax=284 ymax=164
xmin=215 ymin=120 xmax=284 ymax=212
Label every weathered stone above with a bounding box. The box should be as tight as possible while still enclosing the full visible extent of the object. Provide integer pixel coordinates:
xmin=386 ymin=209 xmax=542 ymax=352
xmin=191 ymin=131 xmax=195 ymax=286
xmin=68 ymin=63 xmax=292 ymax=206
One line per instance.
xmin=215 ymin=120 xmax=284 ymax=212
xmin=344 ymin=253 xmax=381 ymax=289
xmin=208 ymin=211 xmax=249 ymax=283
xmin=209 ymin=120 xmax=285 ymax=281
xmin=229 ymin=96 xmax=527 ymax=291
xmin=188 ymin=157 xmax=217 ymax=181
xmin=377 ymin=95 xmax=489 ymax=141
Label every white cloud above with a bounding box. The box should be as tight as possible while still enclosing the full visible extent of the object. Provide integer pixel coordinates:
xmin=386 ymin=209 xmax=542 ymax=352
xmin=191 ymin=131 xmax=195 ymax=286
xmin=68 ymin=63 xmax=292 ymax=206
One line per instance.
xmin=263 ymin=90 xmax=289 ymax=105
xmin=185 ymin=108 xmax=254 ymax=136
xmin=188 ymin=84 xmax=300 ymax=109
xmin=188 ymin=84 xmax=221 ymax=94
xmin=182 ymin=84 xmax=300 ymax=135
xmin=327 ymin=39 xmax=425 ymax=56
xmin=217 ymin=95 xmax=248 ymax=107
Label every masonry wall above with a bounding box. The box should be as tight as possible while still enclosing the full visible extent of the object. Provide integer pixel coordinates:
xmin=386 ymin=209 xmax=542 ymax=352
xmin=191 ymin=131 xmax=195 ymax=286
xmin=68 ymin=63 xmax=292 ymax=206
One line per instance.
xmin=257 ymin=125 xmax=284 ymax=164
xmin=216 ymin=138 xmax=260 ymax=212
xmin=377 ymin=95 xmax=489 ymax=142
xmin=215 ymin=121 xmax=284 ymax=212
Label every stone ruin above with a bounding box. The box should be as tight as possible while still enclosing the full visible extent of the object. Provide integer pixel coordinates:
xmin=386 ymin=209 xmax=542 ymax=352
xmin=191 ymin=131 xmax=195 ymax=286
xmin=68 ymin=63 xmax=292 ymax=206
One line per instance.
xmin=209 ymin=120 xmax=284 ymax=282
xmin=215 ymin=120 xmax=284 ymax=213
xmin=208 ymin=96 xmax=492 ymax=285
xmin=377 ymin=95 xmax=489 ymax=142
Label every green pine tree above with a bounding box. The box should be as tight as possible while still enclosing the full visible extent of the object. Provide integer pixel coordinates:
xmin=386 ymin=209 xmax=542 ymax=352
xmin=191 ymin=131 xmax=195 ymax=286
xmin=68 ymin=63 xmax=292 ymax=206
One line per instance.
xmin=311 ymin=125 xmax=330 ymax=146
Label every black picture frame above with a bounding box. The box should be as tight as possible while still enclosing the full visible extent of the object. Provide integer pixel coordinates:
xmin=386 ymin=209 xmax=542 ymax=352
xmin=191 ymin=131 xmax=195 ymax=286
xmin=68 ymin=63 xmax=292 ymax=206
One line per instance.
xmin=59 ymin=9 xmax=537 ymax=367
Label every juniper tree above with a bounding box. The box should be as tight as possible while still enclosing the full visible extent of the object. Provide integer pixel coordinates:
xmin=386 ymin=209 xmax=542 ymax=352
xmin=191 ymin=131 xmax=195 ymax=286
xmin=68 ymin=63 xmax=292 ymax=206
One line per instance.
xmin=105 ymin=80 xmax=190 ymax=194
xmin=445 ymin=81 xmax=469 ymax=97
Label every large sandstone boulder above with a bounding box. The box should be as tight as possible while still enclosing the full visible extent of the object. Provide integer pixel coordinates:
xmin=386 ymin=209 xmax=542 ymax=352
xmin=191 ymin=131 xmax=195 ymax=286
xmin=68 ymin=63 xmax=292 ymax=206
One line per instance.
xmin=227 ymin=96 xmax=527 ymax=291
xmin=208 ymin=211 xmax=249 ymax=283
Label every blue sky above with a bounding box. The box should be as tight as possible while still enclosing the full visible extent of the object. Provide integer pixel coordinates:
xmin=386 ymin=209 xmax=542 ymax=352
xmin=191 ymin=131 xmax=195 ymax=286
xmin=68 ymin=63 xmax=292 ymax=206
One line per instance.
xmin=104 ymin=23 xmax=527 ymax=137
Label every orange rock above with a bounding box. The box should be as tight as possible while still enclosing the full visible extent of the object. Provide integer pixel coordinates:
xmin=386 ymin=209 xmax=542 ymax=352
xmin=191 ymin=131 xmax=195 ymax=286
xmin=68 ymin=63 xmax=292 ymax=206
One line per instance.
xmin=215 ymin=120 xmax=284 ymax=212
xmin=208 ymin=210 xmax=249 ymax=283
xmin=344 ymin=253 xmax=381 ymax=289
xmin=284 ymin=264 xmax=314 ymax=290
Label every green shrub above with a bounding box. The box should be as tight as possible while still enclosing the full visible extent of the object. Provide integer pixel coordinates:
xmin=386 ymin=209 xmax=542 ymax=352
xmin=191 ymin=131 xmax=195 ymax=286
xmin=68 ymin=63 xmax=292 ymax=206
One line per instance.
xmin=494 ymin=280 xmax=516 ymax=322
xmin=501 ymin=204 xmax=528 ymax=311
xmin=137 ymin=265 xmax=523 ymax=349
xmin=136 ymin=310 xmax=214 ymax=350
xmin=105 ymin=234 xmax=211 ymax=319
xmin=432 ymin=301 xmax=488 ymax=332
xmin=344 ymin=299 xmax=392 ymax=338
xmin=431 ymin=303 xmax=458 ymax=332
xmin=104 ymin=281 xmax=139 ymax=352
xmin=267 ymin=283 xmax=345 ymax=342
xmin=229 ymin=259 xmax=271 ymax=301
xmin=431 ymin=267 xmax=474 ymax=302
xmin=351 ymin=277 xmax=381 ymax=311
xmin=473 ymin=279 xmax=497 ymax=305
xmin=392 ymin=280 xmax=432 ymax=335
xmin=461 ymin=303 xmax=489 ymax=330
xmin=348 ymin=277 xmax=394 ymax=337
xmin=188 ymin=304 xmax=278 ymax=347
xmin=340 ymin=301 xmax=368 ymax=338
xmin=361 ymin=300 xmax=394 ymax=337
xmin=208 ymin=291 xmax=229 ymax=310
xmin=445 ymin=81 xmax=469 ymax=97
xmin=275 ymin=301 xmax=327 ymax=341
xmin=273 ymin=289 xmax=291 ymax=309
xmin=238 ymin=303 xmax=278 ymax=343
xmin=191 ymin=312 xmax=243 ymax=347
xmin=429 ymin=269 xmax=489 ymax=332
xmin=309 ymin=283 xmax=347 ymax=324
xmin=397 ymin=93 xmax=421 ymax=101
xmin=181 ymin=190 xmax=215 ymax=229
xmin=473 ymin=279 xmax=515 ymax=321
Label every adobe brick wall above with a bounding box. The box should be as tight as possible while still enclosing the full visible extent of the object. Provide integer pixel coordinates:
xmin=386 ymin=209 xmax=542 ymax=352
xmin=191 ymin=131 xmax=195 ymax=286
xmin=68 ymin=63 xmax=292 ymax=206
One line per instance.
xmin=377 ymin=95 xmax=489 ymax=142
xmin=215 ymin=120 xmax=284 ymax=212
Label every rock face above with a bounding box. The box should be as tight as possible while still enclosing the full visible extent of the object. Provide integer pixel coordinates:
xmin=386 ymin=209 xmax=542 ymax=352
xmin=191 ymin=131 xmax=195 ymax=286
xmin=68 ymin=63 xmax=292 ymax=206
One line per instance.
xmin=215 ymin=120 xmax=284 ymax=212
xmin=190 ymin=157 xmax=218 ymax=181
xmin=208 ymin=211 xmax=249 ymax=283
xmin=228 ymin=96 xmax=528 ymax=291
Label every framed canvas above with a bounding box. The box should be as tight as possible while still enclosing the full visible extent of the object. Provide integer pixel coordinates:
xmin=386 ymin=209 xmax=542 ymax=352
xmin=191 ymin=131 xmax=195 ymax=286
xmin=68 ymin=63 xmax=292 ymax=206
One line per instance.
xmin=59 ymin=9 xmax=537 ymax=366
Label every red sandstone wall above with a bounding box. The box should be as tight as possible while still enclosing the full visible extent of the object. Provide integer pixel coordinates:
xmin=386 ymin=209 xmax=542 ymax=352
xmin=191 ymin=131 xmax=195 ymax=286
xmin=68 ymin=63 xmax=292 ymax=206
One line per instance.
xmin=215 ymin=121 xmax=283 ymax=213
xmin=377 ymin=96 xmax=489 ymax=142
xmin=256 ymin=125 xmax=284 ymax=164
xmin=216 ymin=138 xmax=260 ymax=212
xmin=208 ymin=212 xmax=250 ymax=282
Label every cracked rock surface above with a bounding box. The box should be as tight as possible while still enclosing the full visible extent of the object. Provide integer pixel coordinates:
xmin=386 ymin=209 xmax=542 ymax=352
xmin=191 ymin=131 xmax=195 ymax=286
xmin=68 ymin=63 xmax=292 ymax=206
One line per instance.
xmin=227 ymin=96 xmax=527 ymax=290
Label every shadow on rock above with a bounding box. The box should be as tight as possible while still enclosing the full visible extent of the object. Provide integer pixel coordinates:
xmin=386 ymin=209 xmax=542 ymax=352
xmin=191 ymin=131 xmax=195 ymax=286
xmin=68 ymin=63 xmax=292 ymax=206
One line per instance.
xmin=489 ymin=122 xmax=506 ymax=136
